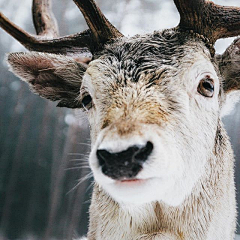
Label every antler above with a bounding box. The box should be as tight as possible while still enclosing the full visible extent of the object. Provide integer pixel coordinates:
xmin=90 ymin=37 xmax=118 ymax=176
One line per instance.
xmin=32 ymin=0 xmax=59 ymax=37
xmin=73 ymin=0 xmax=122 ymax=44
xmin=0 ymin=0 xmax=123 ymax=54
xmin=174 ymin=0 xmax=240 ymax=43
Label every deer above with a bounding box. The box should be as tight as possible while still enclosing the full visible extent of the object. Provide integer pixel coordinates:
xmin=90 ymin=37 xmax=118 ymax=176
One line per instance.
xmin=1 ymin=0 xmax=240 ymax=239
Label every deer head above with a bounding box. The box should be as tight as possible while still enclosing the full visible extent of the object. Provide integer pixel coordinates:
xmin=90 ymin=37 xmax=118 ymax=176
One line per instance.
xmin=1 ymin=0 xmax=240 ymax=207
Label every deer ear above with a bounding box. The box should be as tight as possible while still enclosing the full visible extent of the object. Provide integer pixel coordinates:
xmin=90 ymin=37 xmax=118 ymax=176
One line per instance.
xmin=7 ymin=52 xmax=87 ymax=108
xmin=218 ymin=38 xmax=240 ymax=117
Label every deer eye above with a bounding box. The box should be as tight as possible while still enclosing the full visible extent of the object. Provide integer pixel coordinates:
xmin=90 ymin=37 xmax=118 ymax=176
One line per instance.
xmin=197 ymin=76 xmax=214 ymax=98
xmin=81 ymin=94 xmax=92 ymax=110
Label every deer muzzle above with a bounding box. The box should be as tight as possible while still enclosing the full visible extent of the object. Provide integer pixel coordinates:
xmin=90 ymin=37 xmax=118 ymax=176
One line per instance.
xmin=96 ymin=141 xmax=153 ymax=180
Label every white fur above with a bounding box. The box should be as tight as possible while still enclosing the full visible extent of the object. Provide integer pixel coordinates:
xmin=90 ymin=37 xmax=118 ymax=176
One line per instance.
xmin=84 ymin=52 xmax=236 ymax=239
xmin=89 ymin=58 xmax=220 ymax=207
xmin=6 ymin=38 xmax=239 ymax=240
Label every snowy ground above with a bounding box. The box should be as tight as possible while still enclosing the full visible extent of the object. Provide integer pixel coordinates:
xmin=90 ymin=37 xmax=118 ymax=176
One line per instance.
xmin=236 ymin=235 xmax=240 ymax=240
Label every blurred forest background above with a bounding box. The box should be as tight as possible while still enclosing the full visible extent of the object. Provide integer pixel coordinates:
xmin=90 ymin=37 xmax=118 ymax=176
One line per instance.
xmin=0 ymin=0 xmax=240 ymax=239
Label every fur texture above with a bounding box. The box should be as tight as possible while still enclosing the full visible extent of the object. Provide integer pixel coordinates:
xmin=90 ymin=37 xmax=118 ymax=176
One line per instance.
xmin=7 ymin=29 xmax=240 ymax=240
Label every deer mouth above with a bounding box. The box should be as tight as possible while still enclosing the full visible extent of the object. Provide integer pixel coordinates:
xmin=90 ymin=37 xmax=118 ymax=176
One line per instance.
xmin=115 ymin=178 xmax=148 ymax=186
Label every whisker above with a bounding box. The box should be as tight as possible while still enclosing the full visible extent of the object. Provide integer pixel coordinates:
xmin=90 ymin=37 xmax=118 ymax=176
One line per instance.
xmin=68 ymin=153 xmax=89 ymax=156
xmin=70 ymin=161 xmax=89 ymax=166
xmin=76 ymin=142 xmax=91 ymax=146
xmin=73 ymin=164 xmax=90 ymax=168
xmin=69 ymin=158 xmax=89 ymax=162
xmin=69 ymin=156 xmax=89 ymax=160
xmin=65 ymin=166 xmax=90 ymax=171
xmin=67 ymin=172 xmax=93 ymax=194
xmin=86 ymin=180 xmax=94 ymax=193
xmin=83 ymin=199 xmax=92 ymax=204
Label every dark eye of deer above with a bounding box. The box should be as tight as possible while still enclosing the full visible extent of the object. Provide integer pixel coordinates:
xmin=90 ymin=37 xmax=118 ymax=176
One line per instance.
xmin=82 ymin=95 xmax=92 ymax=110
xmin=197 ymin=77 xmax=214 ymax=98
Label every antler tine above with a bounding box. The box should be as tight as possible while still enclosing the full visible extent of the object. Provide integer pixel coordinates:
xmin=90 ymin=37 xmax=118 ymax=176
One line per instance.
xmin=0 ymin=0 xmax=59 ymax=48
xmin=0 ymin=0 xmax=123 ymax=54
xmin=0 ymin=11 xmax=94 ymax=53
xmin=173 ymin=0 xmax=204 ymax=31
xmin=73 ymin=0 xmax=123 ymax=46
xmin=0 ymin=12 xmax=38 ymax=47
xmin=174 ymin=0 xmax=240 ymax=43
xmin=32 ymin=0 xmax=59 ymax=38
xmin=209 ymin=4 xmax=240 ymax=40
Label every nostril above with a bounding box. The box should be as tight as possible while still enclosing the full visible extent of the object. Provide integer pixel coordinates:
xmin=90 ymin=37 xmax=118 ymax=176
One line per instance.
xmin=135 ymin=141 xmax=153 ymax=162
xmin=97 ymin=150 xmax=111 ymax=167
xmin=97 ymin=141 xmax=153 ymax=167
xmin=96 ymin=141 xmax=153 ymax=179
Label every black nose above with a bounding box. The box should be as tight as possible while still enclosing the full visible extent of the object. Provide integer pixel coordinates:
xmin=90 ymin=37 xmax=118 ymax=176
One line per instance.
xmin=96 ymin=141 xmax=153 ymax=180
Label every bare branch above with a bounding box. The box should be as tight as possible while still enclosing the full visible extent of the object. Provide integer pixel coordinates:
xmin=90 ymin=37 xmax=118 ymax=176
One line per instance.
xmin=73 ymin=0 xmax=123 ymax=47
xmin=32 ymin=0 xmax=59 ymax=37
